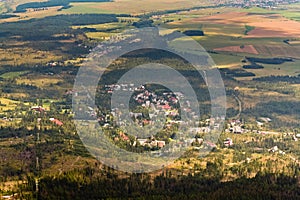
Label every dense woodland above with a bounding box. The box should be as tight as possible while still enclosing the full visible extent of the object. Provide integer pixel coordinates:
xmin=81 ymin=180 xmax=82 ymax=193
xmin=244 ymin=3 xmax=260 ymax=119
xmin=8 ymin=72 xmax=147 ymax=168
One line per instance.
xmin=20 ymin=170 xmax=300 ymax=199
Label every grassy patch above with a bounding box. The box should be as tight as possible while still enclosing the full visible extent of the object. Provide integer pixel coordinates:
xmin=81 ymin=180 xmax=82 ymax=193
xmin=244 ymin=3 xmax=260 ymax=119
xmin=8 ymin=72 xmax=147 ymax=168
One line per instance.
xmin=0 ymin=71 xmax=29 ymax=79
xmin=0 ymin=97 xmax=19 ymax=112
xmin=244 ymin=25 xmax=255 ymax=35
xmin=73 ymin=22 xmax=128 ymax=31
xmin=241 ymin=59 xmax=300 ymax=79
xmin=16 ymin=76 xmax=63 ymax=88
xmin=85 ymin=31 xmax=113 ymax=40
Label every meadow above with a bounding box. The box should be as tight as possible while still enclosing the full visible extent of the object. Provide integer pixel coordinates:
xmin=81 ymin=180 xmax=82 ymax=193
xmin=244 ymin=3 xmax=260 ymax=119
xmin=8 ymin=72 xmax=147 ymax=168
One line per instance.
xmin=61 ymin=0 xmax=212 ymax=15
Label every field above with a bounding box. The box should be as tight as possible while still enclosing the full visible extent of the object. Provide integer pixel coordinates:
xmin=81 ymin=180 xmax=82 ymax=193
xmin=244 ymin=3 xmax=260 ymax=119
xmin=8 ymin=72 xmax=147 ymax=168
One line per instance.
xmin=156 ymin=6 xmax=300 ymax=80
xmin=237 ymin=60 xmax=300 ymax=79
xmin=214 ymin=45 xmax=259 ymax=55
xmin=61 ymin=0 xmax=212 ymax=15
xmin=170 ymin=11 xmax=300 ymax=38
xmin=0 ymin=71 xmax=29 ymax=79
xmin=0 ymin=45 xmax=63 ymax=66
xmin=0 ymin=97 xmax=19 ymax=112
xmin=0 ymin=6 xmax=62 ymax=23
xmin=16 ymin=76 xmax=63 ymax=88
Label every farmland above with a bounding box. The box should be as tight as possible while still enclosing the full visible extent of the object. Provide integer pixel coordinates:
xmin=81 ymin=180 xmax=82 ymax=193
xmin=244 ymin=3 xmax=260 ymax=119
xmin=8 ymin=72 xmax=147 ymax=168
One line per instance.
xmin=61 ymin=0 xmax=212 ymax=15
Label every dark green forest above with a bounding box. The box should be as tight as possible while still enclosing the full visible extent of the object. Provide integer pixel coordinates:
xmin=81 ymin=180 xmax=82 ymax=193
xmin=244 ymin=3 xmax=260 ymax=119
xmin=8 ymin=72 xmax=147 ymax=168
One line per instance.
xmin=21 ymin=171 xmax=300 ymax=199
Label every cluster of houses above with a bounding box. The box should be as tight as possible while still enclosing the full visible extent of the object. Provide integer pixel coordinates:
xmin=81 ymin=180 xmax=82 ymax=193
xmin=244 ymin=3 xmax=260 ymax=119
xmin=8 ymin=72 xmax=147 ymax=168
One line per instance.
xmin=136 ymin=137 xmax=166 ymax=148
xmin=31 ymin=106 xmax=46 ymax=113
xmin=46 ymin=61 xmax=63 ymax=67
xmin=31 ymin=106 xmax=63 ymax=126
xmin=224 ymin=138 xmax=233 ymax=147
xmin=256 ymin=117 xmax=272 ymax=127
xmin=102 ymin=84 xmax=182 ymax=125
xmin=268 ymin=145 xmax=286 ymax=155
xmin=98 ymin=84 xmax=224 ymax=151
xmin=227 ymin=119 xmax=244 ymax=134
xmin=104 ymin=83 xmax=140 ymax=94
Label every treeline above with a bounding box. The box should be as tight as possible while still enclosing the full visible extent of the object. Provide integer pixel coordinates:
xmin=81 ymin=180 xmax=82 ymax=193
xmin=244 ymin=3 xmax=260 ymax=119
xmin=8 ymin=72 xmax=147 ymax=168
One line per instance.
xmin=0 ymin=14 xmax=118 ymax=40
xmin=0 ymin=14 xmax=18 ymax=19
xmin=220 ymin=68 xmax=255 ymax=77
xmin=246 ymin=57 xmax=293 ymax=65
xmin=183 ymin=30 xmax=204 ymax=36
xmin=254 ymin=75 xmax=300 ymax=83
xmin=30 ymin=171 xmax=300 ymax=199
xmin=132 ymin=19 xmax=154 ymax=28
xmin=242 ymin=57 xmax=293 ymax=69
xmin=15 ymin=0 xmax=111 ymax=13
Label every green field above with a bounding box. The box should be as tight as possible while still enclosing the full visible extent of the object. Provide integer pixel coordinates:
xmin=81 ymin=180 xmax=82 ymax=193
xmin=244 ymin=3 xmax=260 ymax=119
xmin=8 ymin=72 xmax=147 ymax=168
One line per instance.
xmin=0 ymin=71 xmax=29 ymax=79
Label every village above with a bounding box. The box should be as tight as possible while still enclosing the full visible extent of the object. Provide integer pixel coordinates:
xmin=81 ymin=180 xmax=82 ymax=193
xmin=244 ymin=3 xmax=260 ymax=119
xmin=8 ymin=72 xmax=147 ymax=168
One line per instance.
xmin=84 ymin=82 xmax=299 ymax=155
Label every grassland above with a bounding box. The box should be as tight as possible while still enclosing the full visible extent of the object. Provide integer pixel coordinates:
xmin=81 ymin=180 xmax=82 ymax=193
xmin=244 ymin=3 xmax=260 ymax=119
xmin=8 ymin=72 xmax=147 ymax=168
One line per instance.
xmin=61 ymin=0 xmax=212 ymax=15
xmin=0 ymin=97 xmax=19 ymax=112
xmin=248 ymin=60 xmax=300 ymax=77
xmin=0 ymin=71 xmax=29 ymax=79
xmin=0 ymin=46 xmax=63 ymax=66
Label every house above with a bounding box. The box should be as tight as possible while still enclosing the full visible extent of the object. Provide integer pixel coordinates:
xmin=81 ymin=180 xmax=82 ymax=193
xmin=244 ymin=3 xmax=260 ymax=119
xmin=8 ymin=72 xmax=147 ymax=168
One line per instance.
xmin=224 ymin=138 xmax=233 ymax=147
xmin=256 ymin=121 xmax=264 ymax=127
xmin=233 ymin=125 xmax=242 ymax=134
xmin=259 ymin=117 xmax=272 ymax=123
xmin=31 ymin=106 xmax=45 ymax=112
xmin=50 ymin=118 xmax=63 ymax=126
xmin=136 ymin=138 xmax=165 ymax=148
xmin=119 ymin=132 xmax=129 ymax=141
xmin=157 ymin=141 xmax=166 ymax=148
xmin=269 ymin=146 xmax=278 ymax=153
xmin=137 ymin=139 xmax=148 ymax=146
xmin=161 ymin=104 xmax=171 ymax=110
xmin=293 ymin=135 xmax=298 ymax=141
xmin=205 ymin=141 xmax=217 ymax=148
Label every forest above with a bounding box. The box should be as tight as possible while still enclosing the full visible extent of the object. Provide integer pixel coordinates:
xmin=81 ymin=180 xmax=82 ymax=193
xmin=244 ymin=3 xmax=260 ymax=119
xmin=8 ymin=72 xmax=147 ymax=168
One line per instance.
xmin=20 ymin=170 xmax=300 ymax=199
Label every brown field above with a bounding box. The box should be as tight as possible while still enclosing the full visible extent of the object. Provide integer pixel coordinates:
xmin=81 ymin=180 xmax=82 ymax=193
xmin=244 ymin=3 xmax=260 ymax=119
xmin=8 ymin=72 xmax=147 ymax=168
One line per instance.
xmin=214 ymin=45 xmax=259 ymax=54
xmin=254 ymin=45 xmax=300 ymax=59
xmin=246 ymin=19 xmax=300 ymax=38
xmin=215 ymin=44 xmax=300 ymax=59
xmin=181 ymin=11 xmax=300 ymax=38
xmin=288 ymin=40 xmax=300 ymax=45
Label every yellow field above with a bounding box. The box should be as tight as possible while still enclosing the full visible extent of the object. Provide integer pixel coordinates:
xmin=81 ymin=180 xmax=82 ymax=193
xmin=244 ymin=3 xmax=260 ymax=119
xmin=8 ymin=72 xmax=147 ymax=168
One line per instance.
xmin=62 ymin=0 xmax=211 ymax=15
xmin=16 ymin=76 xmax=63 ymax=88
xmin=0 ymin=46 xmax=62 ymax=66
xmin=0 ymin=6 xmax=63 ymax=23
xmin=85 ymin=32 xmax=113 ymax=40
xmin=73 ymin=22 xmax=126 ymax=31
xmin=0 ymin=97 xmax=19 ymax=112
